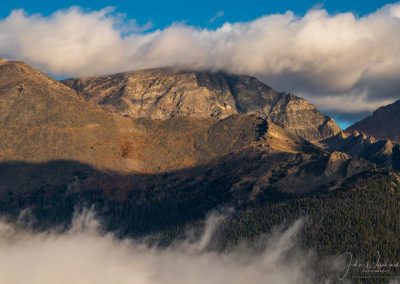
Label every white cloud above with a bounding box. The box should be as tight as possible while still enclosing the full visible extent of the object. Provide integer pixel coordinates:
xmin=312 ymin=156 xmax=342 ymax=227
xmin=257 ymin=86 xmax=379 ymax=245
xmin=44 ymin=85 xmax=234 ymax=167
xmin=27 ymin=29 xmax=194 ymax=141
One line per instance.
xmin=1 ymin=4 xmax=400 ymax=116
xmin=0 ymin=211 xmax=320 ymax=284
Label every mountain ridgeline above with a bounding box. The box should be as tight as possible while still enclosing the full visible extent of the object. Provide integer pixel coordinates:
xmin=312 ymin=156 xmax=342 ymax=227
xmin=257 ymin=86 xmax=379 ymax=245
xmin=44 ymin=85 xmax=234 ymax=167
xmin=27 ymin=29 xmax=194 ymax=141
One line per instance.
xmin=1 ymin=59 xmax=400 ymax=276
xmin=63 ymin=68 xmax=341 ymax=141
xmin=347 ymin=99 xmax=400 ymax=142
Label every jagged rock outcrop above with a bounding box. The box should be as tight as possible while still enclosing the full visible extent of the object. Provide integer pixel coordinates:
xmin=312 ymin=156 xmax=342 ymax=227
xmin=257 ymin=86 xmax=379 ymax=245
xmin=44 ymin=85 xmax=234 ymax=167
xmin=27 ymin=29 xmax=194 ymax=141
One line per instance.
xmin=321 ymin=131 xmax=400 ymax=170
xmin=347 ymin=99 xmax=400 ymax=142
xmin=63 ymin=68 xmax=341 ymax=141
xmin=324 ymin=151 xmax=351 ymax=176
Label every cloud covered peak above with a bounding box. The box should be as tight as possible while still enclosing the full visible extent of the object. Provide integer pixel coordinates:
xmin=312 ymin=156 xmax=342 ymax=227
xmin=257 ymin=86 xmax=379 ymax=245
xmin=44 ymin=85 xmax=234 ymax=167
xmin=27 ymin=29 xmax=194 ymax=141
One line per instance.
xmin=1 ymin=4 xmax=400 ymax=118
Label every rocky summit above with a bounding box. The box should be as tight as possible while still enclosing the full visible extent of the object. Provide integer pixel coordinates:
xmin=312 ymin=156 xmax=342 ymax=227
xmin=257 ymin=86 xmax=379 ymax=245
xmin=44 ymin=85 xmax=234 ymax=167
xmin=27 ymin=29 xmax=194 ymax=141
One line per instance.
xmin=63 ymin=68 xmax=340 ymax=141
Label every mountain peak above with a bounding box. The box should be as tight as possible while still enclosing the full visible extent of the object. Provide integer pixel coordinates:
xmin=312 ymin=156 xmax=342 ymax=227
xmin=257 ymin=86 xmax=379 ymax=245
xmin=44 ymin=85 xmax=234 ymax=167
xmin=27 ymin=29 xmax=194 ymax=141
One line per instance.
xmin=63 ymin=68 xmax=340 ymax=141
xmin=0 ymin=60 xmax=125 ymax=170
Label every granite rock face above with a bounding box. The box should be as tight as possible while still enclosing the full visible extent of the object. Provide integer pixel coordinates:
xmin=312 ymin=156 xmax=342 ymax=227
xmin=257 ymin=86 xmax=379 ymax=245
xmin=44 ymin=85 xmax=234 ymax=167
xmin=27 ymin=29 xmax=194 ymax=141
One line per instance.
xmin=63 ymin=68 xmax=341 ymax=141
xmin=347 ymin=100 xmax=400 ymax=142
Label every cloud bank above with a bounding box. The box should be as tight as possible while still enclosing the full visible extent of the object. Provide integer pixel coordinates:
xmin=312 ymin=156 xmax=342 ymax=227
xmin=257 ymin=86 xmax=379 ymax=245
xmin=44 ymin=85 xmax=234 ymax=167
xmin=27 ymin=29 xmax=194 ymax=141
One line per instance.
xmin=0 ymin=211 xmax=320 ymax=284
xmin=1 ymin=4 xmax=400 ymax=118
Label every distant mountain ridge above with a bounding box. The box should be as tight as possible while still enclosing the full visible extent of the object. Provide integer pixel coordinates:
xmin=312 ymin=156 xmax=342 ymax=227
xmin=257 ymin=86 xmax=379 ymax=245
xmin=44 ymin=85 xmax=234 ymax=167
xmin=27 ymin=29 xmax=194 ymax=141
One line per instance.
xmin=347 ymin=99 xmax=400 ymax=142
xmin=63 ymin=68 xmax=341 ymax=141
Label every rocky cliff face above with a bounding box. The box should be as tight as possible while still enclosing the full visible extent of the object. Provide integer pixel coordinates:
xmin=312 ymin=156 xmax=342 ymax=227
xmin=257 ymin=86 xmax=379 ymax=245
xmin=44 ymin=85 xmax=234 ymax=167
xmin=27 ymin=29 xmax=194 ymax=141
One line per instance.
xmin=347 ymin=100 xmax=400 ymax=142
xmin=63 ymin=68 xmax=340 ymax=141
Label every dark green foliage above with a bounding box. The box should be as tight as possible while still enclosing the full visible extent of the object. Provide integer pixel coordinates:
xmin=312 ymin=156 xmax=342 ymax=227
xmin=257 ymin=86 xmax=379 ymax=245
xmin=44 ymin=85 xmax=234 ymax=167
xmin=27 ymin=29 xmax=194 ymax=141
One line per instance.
xmin=0 ymin=159 xmax=399 ymax=281
xmin=222 ymin=171 xmax=400 ymax=261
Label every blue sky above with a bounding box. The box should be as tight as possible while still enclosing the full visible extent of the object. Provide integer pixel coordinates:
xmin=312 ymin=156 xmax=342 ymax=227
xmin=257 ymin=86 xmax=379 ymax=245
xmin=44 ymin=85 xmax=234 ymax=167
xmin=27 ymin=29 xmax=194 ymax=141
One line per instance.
xmin=1 ymin=0 xmax=396 ymax=29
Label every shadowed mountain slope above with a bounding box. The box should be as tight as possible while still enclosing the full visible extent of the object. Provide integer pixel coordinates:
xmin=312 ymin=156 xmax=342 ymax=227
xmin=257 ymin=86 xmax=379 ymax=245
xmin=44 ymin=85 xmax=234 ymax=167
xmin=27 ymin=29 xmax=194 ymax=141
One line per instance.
xmin=347 ymin=99 xmax=400 ymax=142
xmin=0 ymin=159 xmax=399 ymax=272
xmin=321 ymin=131 xmax=400 ymax=171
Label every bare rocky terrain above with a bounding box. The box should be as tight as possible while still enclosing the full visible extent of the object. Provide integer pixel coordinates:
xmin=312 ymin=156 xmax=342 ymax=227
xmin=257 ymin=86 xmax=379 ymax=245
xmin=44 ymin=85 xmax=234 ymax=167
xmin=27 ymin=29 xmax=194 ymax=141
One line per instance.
xmin=63 ymin=68 xmax=341 ymax=141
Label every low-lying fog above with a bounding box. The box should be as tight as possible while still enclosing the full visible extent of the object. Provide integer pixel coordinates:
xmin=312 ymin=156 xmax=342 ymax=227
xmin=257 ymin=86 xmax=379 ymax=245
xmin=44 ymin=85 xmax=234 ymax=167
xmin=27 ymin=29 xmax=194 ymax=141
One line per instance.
xmin=0 ymin=210 xmax=347 ymax=284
